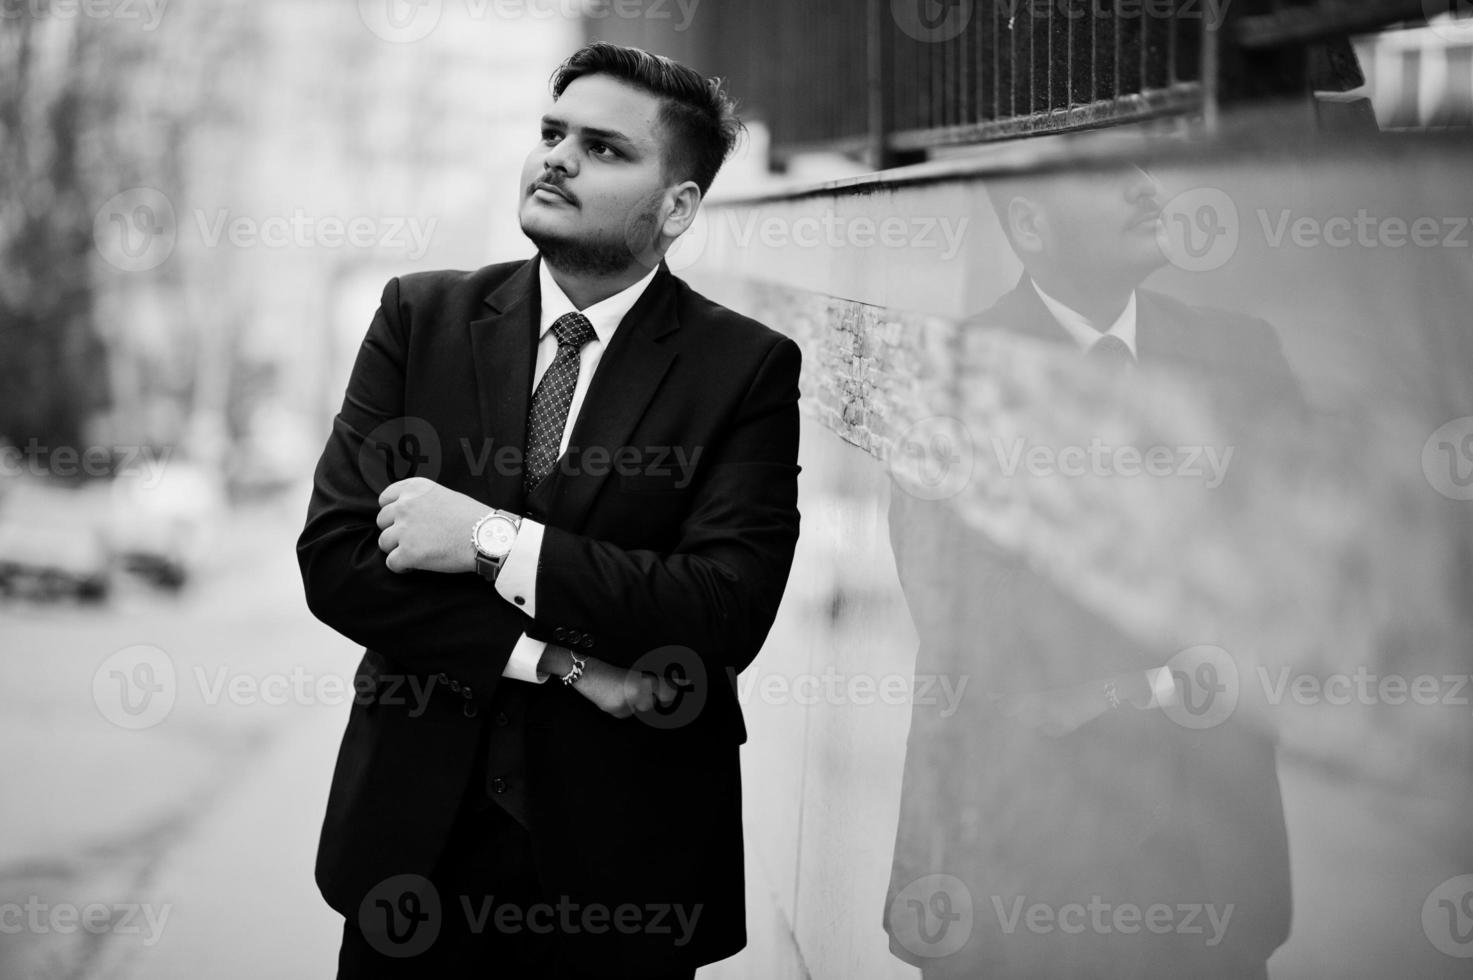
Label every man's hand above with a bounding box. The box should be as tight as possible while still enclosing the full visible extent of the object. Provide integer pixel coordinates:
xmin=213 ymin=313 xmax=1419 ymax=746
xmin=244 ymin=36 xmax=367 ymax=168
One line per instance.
xmin=376 ymin=477 xmax=487 ymax=574
xmin=571 ymin=656 xmax=679 ymax=720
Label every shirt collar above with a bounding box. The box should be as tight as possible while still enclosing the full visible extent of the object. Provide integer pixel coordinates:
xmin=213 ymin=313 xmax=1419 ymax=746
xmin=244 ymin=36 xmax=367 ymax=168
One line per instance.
xmin=1030 ymin=278 xmax=1139 ymax=357
xmin=537 ymin=258 xmax=661 ymax=348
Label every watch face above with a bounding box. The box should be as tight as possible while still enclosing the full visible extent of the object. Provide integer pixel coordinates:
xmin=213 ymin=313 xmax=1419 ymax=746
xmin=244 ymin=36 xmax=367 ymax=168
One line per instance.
xmin=476 ymin=516 xmax=517 ymax=558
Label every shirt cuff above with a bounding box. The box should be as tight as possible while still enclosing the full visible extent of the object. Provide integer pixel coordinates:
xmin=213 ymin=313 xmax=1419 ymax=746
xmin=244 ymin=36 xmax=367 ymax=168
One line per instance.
xmin=1144 ymin=666 xmax=1178 ymax=708
xmin=494 ymin=518 xmax=544 ymax=617
xmin=501 ymin=633 xmax=549 ymax=684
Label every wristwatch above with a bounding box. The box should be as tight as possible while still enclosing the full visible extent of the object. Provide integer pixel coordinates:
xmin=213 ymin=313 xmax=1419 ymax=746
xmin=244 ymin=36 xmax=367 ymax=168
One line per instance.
xmin=471 ymin=509 xmax=522 ymax=583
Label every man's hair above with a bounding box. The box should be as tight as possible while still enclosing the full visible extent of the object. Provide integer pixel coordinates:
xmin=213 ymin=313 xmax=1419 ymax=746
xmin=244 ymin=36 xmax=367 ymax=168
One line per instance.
xmin=550 ymin=42 xmax=743 ymax=196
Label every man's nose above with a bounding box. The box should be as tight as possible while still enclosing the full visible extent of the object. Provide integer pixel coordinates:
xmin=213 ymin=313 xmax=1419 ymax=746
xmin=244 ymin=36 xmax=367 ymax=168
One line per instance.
xmin=542 ymin=138 xmax=578 ymax=178
xmin=1125 ymin=164 xmax=1159 ymax=204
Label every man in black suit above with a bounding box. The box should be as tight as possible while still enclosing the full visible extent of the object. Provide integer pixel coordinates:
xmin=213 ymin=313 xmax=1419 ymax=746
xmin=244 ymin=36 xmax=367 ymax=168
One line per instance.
xmin=298 ymin=43 xmax=802 ymax=979
xmin=883 ymin=163 xmax=1299 ymax=978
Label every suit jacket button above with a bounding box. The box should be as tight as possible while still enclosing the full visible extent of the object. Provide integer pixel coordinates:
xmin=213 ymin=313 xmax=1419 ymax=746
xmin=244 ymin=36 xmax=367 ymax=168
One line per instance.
xmin=450 ymin=680 xmax=461 ymax=693
xmin=462 ymin=686 xmax=473 ymax=699
xmin=581 ymin=635 xmax=594 ymax=649
xmin=495 ymin=711 xmax=509 ymax=727
xmin=554 ymin=627 xmax=568 ymax=641
xmin=438 ymin=673 xmax=449 ymax=684
xmin=491 ymin=777 xmax=508 ymax=794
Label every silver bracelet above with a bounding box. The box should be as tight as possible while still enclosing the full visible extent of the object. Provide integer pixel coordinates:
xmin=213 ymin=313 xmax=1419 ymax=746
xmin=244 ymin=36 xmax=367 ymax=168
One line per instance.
xmin=560 ymin=652 xmax=587 ymax=687
xmin=1103 ymin=679 xmax=1123 ymax=710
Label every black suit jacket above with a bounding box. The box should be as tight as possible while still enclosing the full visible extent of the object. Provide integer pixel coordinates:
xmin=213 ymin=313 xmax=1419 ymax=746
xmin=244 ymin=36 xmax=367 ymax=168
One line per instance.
xmin=298 ymin=256 xmax=801 ymax=971
xmin=884 ymin=276 xmax=1298 ymax=978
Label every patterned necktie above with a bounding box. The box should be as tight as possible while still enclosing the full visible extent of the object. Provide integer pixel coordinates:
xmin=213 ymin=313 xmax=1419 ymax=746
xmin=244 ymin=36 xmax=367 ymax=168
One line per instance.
xmin=524 ymin=312 xmax=598 ymax=493
xmin=1087 ymin=334 xmax=1136 ymax=373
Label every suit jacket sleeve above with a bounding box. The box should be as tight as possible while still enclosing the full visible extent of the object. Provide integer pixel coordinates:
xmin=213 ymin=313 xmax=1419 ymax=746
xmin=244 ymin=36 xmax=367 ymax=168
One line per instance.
xmin=296 ymin=277 xmax=527 ymax=698
xmin=533 ymin=335 xmax=802 ymax=677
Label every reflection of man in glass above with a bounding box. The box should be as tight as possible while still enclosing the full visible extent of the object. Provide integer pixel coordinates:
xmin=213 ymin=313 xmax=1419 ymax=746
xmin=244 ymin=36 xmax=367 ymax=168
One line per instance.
xmin=883 ymin=163 xmax=1300 ymax=979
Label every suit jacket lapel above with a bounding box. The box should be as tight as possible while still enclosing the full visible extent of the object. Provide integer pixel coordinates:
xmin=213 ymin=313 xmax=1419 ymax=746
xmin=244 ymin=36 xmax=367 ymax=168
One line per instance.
xmin=1136 ymin=290 xmax=1202 ymax=371
xmin=981 ymin=273 xmax=1076 ymax=347
xmin=551 ymin=263 xmax=680 ymax=532
xmin=468 ymin=257 xmax=540 ymax=510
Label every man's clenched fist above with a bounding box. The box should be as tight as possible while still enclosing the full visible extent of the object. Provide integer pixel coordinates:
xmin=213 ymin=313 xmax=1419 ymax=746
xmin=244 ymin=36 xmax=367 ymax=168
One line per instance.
xmin=375 ymin=477 xmax=487 ymax=574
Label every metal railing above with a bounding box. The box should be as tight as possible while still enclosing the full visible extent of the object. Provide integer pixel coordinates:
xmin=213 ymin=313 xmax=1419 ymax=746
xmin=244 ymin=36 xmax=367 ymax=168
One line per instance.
xmin=587 ymin=0 xmax=1439 ymax=166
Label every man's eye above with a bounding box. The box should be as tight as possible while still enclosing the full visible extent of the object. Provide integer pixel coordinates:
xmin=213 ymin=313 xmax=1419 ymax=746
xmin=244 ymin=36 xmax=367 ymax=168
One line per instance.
xmin=541 ymin=131 xmax=562 ymax=145
xmin=589 ymin=142 xmax=617 ymax=158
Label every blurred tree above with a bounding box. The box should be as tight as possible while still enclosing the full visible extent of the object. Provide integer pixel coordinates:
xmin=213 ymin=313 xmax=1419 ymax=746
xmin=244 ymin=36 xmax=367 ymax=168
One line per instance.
xmin=0 ymin=10 xmax=109 ymax=454
xmin=0 ymin=1 xmax=261 ymax=466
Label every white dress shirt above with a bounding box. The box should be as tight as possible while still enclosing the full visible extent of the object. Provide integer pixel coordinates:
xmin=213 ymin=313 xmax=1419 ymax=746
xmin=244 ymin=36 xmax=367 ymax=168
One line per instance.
xmin=1031 ymin=279 xmax=1139 ymax=358
xmin=495 ymin=259 xmax=662 ymax=683
xmin=1029 ymin=278 xmax=1176 ymax=709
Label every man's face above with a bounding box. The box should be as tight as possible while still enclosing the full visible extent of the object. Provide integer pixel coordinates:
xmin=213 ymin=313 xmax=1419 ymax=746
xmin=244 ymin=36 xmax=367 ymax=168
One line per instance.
xmin=519 ymin=73 xmax=677 ymax=274
xmin=1006 ymin=164 xmax=1166 ymax=287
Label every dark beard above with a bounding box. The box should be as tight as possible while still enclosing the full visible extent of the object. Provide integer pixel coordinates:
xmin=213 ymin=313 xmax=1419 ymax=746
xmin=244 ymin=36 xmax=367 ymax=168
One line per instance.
xmin=525 ymin=228 xmax=651 ymax=277
xmin=522 ymin=192 xmax=665 ymax=277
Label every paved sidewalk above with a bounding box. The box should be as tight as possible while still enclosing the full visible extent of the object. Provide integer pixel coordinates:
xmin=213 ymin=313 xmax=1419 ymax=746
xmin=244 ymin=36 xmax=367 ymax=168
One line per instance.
xmin=92 ymin=708 xmax=345 ymax=980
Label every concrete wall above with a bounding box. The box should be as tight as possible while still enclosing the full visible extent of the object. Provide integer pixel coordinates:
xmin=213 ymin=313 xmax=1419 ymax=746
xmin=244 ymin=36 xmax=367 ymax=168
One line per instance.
xmin=687 ymin=129 xmax=1473 ymax=979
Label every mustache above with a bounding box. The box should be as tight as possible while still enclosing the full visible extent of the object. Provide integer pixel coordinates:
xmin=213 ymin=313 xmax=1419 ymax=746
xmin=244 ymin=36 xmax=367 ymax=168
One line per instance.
xmin=528 ymin=174 xmax=577 ymax=206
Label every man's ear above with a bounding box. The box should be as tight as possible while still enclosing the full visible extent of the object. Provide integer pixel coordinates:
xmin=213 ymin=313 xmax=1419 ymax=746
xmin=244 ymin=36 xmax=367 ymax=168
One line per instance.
xmin=1007 ymin=196 xmax=1046 ymax=256
xmin=660 ymin=181 xmax=703 ymax=240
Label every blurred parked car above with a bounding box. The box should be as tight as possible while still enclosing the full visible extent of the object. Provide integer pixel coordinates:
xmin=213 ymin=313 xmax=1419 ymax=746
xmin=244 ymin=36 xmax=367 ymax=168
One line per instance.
xmin=106 ymin=458 xmax=225 ymax=591
xmin=0 ymin=480 xmax=112 ymax=602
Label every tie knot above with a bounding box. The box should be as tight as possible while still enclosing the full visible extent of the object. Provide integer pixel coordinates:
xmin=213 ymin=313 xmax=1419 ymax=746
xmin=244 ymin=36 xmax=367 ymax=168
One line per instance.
xmin=551 ymin=312 xmax=596 ymax=351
